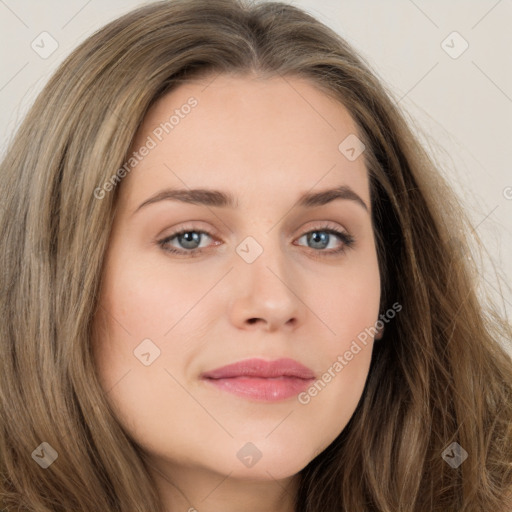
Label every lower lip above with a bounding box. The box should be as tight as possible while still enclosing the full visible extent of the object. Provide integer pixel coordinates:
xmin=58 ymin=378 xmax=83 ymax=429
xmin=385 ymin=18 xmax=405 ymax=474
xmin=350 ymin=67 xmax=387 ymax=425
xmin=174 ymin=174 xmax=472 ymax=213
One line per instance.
xmin=202 ymin=376 xmax=314 ymax=402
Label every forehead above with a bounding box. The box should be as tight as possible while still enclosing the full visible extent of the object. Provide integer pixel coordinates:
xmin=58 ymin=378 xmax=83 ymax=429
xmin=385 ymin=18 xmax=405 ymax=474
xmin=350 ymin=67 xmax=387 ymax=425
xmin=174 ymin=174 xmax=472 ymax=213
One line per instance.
xmin=121 ymin=73 xmax=369 ymax=208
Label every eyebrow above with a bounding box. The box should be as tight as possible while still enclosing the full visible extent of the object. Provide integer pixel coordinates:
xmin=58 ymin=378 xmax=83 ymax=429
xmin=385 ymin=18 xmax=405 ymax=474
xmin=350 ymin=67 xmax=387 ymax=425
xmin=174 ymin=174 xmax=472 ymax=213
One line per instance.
xmin=132 ymin=185 xmax=369 ymax=215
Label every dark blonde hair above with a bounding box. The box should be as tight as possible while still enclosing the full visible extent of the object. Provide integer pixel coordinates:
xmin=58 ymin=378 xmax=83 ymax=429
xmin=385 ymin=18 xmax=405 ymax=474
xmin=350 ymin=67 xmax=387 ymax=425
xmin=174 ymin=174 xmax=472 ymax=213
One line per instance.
xmin=1 ymin=1 xmax=511 ymax=510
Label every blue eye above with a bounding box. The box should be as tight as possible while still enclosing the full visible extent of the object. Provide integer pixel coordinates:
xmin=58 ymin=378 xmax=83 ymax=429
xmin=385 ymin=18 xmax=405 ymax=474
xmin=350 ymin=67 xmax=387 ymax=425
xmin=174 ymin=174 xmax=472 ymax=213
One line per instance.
xmin=157 ymin=224 xmax=355 ymax=258
xmin=296 ymin=229 xmax=353 ymax=253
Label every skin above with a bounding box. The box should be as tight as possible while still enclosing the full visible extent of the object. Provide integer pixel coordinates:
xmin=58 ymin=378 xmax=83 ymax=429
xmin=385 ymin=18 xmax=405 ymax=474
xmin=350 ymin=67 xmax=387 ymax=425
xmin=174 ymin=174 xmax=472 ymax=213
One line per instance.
xmin=92 ymin=72 xmax=382 ymax=512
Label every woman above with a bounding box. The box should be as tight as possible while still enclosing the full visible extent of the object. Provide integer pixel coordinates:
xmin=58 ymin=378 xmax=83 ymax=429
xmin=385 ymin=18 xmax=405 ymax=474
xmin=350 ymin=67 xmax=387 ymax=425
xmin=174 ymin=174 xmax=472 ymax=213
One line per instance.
xmin=1 ymin=0 xmax=511 ymax=510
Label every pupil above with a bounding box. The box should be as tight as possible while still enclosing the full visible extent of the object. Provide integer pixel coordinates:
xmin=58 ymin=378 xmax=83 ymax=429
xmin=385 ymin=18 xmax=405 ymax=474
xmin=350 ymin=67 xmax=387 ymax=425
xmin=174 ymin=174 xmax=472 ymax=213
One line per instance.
xmin=180 ymin=232 xmax=200 ymax=248
xmin=309 ymin=231 xmax=328 ymax=249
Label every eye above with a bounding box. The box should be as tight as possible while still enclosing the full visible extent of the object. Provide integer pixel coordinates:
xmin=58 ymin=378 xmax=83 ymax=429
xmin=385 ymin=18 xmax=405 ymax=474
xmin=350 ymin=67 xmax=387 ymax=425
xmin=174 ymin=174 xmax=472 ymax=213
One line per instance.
xmin=295 ymin=225 xmax=354 ymax=256
xmin=157 ymin=223 xmax=355 ymax=258
xmin=158 ymin=228 xmax=217 ymax=257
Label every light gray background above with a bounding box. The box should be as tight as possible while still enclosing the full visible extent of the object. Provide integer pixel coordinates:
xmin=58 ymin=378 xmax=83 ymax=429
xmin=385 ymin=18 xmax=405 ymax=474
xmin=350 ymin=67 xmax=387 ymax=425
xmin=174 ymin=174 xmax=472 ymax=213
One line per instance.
xmin=1 ymin=0 xmax=511 ymax=323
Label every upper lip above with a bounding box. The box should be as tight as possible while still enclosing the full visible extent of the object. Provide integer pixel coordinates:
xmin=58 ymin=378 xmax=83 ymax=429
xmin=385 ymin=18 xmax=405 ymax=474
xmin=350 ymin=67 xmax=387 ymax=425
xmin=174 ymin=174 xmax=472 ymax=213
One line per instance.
xmin=201 ymin=358 xmax=315 ymax=380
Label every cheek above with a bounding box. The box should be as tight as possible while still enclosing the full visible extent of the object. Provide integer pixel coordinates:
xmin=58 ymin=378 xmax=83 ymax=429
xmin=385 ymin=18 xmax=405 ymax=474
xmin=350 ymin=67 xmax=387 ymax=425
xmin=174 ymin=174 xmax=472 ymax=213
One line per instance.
xmin=291 ymin=250 xmax=380 ymax=437
xmin=295 ymin=345 xmax=373 ymax=458
xmin=91 ymin=253 xmax=206 ymax=444
xmin=98 ymin=251 xmax=211 ymax=341
xmin=310 ymin=244 xmax=381 ymax=345
xmin=92 ymin=244 xmax=223 ymax=404
xmin=293 ymin=301 xmax=377 ymax=453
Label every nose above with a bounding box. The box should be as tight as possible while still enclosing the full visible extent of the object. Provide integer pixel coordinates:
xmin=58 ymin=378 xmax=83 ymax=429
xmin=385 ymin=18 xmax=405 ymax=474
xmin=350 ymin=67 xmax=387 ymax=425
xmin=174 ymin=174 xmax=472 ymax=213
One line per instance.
xmin=227 ymin=246 xmax=306 ymax=332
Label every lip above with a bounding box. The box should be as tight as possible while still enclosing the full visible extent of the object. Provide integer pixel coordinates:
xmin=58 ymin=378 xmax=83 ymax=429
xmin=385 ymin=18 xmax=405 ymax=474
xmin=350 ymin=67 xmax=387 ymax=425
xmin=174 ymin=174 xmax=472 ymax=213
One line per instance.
xmin=200 ymin=358 xmax=315 ymax=402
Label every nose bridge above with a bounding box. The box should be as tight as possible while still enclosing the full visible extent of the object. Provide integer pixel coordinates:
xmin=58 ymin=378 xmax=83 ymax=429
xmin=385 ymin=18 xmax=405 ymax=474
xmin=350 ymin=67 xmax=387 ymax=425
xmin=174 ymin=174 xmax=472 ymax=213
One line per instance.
xmin=249 ymin=240 xmax=290 ymax=300
xmin=229 ymin=228 xmax=304 ymax=331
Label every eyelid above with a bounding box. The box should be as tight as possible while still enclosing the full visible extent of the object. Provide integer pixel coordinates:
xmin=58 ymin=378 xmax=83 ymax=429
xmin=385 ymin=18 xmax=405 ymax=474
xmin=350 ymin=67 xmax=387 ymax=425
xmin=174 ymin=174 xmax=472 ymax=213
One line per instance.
xmin=160 ymin=220 xmax=348 ymax=240
xmin=158 ymin=221 xmax=220 ymax=240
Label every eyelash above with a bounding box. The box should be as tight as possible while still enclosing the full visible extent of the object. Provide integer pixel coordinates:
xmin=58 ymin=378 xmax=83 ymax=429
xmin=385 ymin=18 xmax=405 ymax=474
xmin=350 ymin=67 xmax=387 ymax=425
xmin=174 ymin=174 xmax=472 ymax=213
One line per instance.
xmin=157 ymin=223 xmax=355 ymax=259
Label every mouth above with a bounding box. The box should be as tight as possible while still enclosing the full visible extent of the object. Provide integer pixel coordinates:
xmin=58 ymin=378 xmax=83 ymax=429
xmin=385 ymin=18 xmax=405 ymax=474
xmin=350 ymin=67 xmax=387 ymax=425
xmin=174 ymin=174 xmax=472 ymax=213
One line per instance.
xmin=200 ymin=357 xmax=315 ymax=402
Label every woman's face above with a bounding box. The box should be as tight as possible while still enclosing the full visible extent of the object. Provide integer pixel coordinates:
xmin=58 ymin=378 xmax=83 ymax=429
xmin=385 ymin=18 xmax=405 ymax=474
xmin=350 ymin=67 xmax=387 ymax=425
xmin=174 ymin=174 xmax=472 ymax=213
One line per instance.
xmin=92 ymin=73 xmax=381 ymax=497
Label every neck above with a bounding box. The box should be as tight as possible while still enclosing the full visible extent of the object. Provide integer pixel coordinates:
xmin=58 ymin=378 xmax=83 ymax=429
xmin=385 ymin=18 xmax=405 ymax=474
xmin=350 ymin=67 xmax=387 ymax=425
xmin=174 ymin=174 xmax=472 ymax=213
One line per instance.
xmin=146 ymin=458 xmax=300 ymax=512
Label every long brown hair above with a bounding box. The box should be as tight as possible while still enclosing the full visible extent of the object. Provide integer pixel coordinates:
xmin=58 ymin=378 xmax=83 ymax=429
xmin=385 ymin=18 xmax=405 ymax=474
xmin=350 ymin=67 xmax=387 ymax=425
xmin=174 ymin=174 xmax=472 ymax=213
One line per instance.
xmin=1 ymin=1 xmax=511 ymax=510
